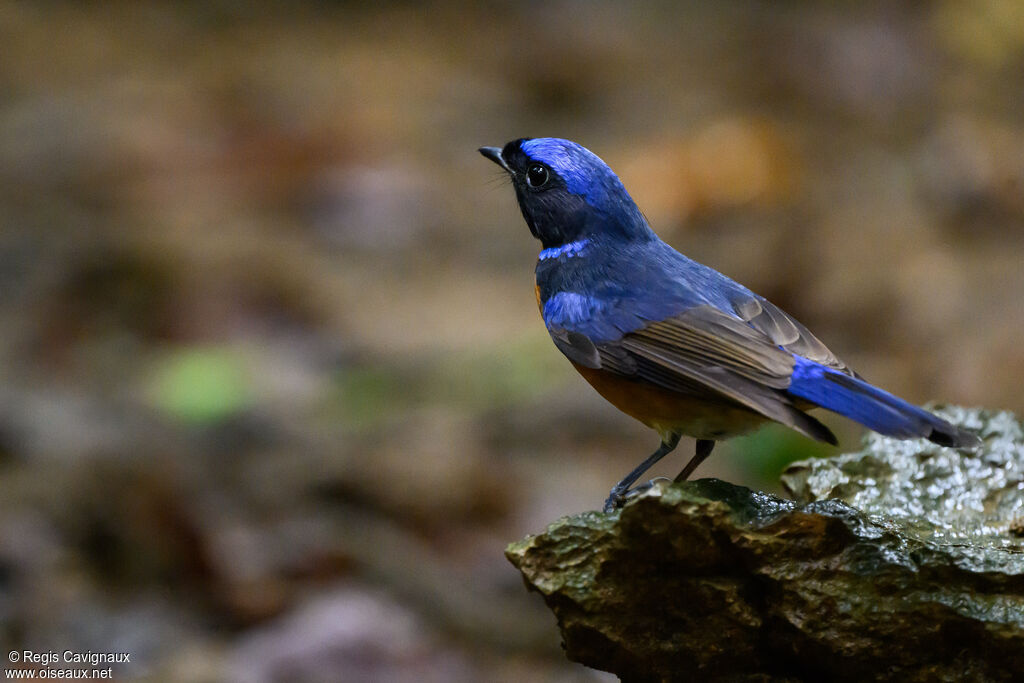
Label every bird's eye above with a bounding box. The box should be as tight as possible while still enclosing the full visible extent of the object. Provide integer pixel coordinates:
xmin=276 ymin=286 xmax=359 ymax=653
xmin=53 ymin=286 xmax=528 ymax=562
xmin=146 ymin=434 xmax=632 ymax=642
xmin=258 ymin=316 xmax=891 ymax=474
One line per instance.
xmin=526 ymin=163 xmax=549 ymax=188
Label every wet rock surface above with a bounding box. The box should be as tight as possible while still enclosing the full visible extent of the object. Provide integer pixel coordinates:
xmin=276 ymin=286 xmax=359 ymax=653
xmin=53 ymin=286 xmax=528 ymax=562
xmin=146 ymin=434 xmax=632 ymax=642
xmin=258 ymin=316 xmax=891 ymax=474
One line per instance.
xmin=507 ymin=407 xmax=1024 ymax=682
xmin=783 ymin=406 xmax=1024 ymax=554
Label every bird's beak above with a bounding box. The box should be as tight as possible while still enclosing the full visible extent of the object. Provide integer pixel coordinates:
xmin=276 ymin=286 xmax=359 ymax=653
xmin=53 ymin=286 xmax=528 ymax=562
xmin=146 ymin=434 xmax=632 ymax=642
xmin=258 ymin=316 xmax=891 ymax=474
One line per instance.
xmin=479 ymin=146 xmax=513 ymax=174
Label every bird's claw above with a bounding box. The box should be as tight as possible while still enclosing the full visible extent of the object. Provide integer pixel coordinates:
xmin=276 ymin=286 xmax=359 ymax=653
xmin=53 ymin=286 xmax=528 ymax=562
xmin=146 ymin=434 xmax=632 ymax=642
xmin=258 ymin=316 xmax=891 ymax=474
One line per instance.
xmin=602 ymin=490 xmax=625 ymax=513
xmin=602 ymin=477 xmax=672 ymax=513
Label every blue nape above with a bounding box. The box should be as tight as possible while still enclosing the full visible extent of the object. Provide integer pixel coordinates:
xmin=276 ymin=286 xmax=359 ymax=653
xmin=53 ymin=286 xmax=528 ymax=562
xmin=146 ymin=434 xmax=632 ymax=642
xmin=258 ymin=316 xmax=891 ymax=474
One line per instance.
xmin=539 ymin=238 xmax=590 ymax=261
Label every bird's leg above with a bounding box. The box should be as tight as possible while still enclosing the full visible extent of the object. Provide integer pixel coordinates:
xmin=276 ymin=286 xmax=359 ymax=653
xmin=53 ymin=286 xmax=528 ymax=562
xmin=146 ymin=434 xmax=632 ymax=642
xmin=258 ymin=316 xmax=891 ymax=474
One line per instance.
xmin=673 ymin=439 xmax=715 ymax=482
xmin=623 ymin=438 xmax=718 ymax=505
xmin=603 ymin=433 xmax=681 ymax=513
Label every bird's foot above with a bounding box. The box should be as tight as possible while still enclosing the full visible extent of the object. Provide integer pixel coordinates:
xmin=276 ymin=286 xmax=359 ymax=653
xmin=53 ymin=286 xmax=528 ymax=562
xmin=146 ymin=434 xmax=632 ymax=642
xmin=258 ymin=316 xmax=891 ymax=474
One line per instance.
xmin=602 ymin=490 xmax=624 ymax=513
xmin=602 ymin=477 xmax=672 ymax=513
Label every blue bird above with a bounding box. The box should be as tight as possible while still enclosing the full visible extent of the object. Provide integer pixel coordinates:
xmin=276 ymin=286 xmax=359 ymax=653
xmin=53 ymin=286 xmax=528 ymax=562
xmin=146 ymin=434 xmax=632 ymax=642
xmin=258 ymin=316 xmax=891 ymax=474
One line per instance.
xmin=480 ymin=138 xmax=981 ymax=512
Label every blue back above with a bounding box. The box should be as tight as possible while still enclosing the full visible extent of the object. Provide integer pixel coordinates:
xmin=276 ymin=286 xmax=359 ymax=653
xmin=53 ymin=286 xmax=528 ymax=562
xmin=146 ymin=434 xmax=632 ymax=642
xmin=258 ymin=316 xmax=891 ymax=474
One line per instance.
xmin=537 ymin=235 xmax=757 ymax=343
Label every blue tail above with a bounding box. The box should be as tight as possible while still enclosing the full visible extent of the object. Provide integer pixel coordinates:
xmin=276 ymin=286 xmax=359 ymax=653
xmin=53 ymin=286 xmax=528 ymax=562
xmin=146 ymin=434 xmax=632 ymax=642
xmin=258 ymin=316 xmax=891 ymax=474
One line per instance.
xmin=787 ymin=357 xmax=980 ymax=449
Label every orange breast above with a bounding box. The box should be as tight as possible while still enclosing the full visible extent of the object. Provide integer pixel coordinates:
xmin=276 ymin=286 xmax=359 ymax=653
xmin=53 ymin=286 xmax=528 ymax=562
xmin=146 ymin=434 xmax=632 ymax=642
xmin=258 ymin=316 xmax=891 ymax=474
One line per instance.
xmin=571 ymin=362 xmax=767 ymax=440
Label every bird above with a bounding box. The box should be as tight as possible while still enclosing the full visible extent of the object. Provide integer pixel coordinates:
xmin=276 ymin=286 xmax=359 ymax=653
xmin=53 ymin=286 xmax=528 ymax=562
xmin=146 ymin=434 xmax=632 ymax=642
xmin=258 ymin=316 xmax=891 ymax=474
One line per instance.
xmin=479 ymin=137 xmax=981 ymax=513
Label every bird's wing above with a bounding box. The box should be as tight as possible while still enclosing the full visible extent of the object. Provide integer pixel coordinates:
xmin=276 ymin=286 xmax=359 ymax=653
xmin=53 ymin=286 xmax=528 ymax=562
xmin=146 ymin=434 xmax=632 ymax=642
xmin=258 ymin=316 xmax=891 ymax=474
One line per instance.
xmin=549 ymin=303 xmax=837 ymax=443
xmin=730 ymin=295 xmax=857 ymax=376
xmin=549 ymin=328 xmax=602 ymax=369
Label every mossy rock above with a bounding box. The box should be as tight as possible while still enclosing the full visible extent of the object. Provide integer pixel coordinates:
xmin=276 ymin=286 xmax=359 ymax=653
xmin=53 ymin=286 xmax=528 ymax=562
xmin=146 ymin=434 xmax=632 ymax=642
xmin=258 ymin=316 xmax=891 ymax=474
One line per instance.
xmin=507 ymin=407 xmax=1024 ymax=682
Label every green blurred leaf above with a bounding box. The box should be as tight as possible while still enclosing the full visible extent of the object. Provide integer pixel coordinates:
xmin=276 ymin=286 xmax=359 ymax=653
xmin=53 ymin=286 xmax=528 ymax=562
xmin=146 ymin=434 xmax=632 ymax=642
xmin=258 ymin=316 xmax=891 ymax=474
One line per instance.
xmin=150 ymin=346 xmax=252 ymax=424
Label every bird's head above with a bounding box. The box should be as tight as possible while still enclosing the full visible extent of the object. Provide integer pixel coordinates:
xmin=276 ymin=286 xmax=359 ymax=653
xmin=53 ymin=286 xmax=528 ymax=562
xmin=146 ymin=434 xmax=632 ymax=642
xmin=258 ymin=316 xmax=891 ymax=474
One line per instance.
xmin=479 ymin=138 xmax=651 ymax=249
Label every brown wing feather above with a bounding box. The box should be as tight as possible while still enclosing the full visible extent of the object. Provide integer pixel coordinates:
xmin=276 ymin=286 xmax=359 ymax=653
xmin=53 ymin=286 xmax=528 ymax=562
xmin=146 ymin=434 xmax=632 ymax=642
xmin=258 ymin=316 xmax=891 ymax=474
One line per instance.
xmin=732 ymin=296 xmax=857 ymax=376
xmin=630 ymin=306 xmax=795 ymax=386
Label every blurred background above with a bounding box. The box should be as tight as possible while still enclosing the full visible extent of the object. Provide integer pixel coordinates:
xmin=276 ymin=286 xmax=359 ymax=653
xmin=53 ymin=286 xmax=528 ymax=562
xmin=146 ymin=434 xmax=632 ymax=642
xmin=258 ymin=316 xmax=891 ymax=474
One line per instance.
xmin=1 ymin=1 xmax=1022 ymax=680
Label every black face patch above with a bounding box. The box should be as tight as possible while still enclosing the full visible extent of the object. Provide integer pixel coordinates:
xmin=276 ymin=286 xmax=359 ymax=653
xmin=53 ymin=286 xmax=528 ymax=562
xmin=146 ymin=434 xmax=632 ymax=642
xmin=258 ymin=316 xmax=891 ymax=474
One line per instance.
xmin=513 ymin=178 xmax=592 ymax=248
xmin=491 ymin=140 xmax=581 ymax=247
xmin=487 ymin=138 xmax=651 ymax=249
xmin=500 ymin=139 xmax=530 ymax=172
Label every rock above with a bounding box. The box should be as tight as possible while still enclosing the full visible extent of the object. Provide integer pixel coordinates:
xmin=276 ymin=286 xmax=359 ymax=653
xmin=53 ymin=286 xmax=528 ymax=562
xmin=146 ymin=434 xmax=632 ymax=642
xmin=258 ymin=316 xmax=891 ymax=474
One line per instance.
xmin=506 ymin=407 xmax=1024 ymax=682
